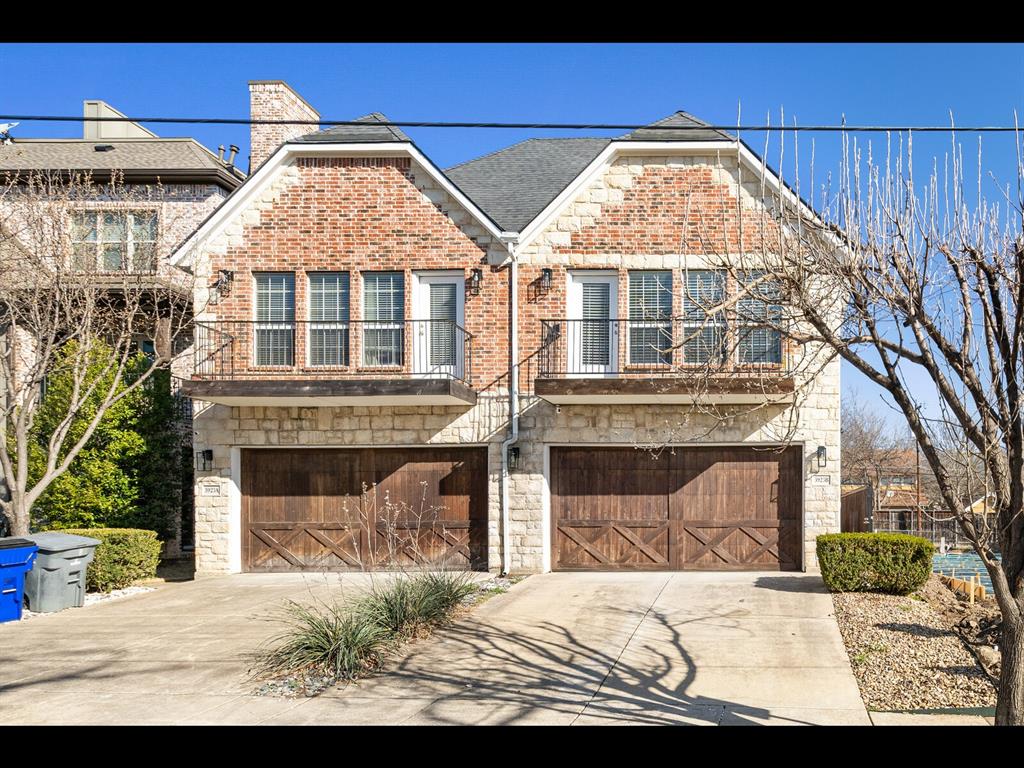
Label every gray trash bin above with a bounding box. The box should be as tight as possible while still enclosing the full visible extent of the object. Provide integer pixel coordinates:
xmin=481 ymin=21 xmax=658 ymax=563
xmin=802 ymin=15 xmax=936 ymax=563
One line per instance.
xmin=23 ymin=532 xmax=101 ymax=613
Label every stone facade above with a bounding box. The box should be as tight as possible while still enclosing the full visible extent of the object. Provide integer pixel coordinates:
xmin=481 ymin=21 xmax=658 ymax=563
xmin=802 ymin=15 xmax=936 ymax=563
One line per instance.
xmin=248 ymin=81 xmax=320 ymax=171
xmin=188 ymin=144 xmax=841 ymax=575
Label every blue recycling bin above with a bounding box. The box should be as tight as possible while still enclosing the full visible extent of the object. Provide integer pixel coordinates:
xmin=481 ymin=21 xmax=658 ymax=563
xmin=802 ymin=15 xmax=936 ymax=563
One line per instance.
xmin=0 ymin=538 xmax=39 ymax=623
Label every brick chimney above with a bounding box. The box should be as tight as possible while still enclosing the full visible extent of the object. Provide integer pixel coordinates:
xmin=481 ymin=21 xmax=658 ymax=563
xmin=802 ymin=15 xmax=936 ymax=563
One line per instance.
xmin=248 ymin=80 xmax=319 ymax=172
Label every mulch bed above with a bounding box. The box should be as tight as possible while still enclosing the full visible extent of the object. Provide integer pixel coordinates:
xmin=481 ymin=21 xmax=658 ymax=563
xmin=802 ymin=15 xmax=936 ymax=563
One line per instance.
xmin=831 ymin=575 xmax=997 ymax=711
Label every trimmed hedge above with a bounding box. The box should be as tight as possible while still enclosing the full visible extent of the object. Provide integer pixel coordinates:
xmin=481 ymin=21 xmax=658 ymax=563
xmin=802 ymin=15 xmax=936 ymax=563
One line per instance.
xmin=817 ymin=533 xmax=933 ymax=595
xmin=61 ymin=528 xmax=162 ymax=593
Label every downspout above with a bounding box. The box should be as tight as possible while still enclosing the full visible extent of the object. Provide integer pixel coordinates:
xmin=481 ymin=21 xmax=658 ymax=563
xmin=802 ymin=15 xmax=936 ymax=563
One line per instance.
xmin=499 ymin=235 xmax=520 ymax=576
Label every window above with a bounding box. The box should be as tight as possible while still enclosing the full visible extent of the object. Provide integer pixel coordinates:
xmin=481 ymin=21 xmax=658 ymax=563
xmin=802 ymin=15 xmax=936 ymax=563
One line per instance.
xmin=72 ymin=211 xmax=157 ymax=272
xmin=628 ymin=271 xmax=673 ymax=365
xmin=308 ymin=272 xmax=350 ymax=366
xmin=254 ymin=273 xmax=295 ymax=366
xmin=363 ymin=272 xmax=404 ymax=366
xmin=681 ymin=269 xmax=727 ymax=364
xmin=737 ymin=270 xmax=783 ymax=364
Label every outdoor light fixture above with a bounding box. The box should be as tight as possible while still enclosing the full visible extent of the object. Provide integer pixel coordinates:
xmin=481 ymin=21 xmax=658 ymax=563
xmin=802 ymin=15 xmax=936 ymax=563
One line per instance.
xmin=539 ymin=268 xmax=553 ymax=293
xmin=508 ymin=445 xmax=521 ymax=471
xmin=469 ymin=268 xmax=483 ymax=296
xmin=209 ymin=269 xmax=234 ymax=303
xmin=196 ymin=449 xmax=214 ymax=471
xmin=817 ymin=445 xmax=827 ymax=469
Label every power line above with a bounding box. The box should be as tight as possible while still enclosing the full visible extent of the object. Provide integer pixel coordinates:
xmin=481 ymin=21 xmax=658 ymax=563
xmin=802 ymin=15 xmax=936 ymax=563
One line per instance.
xmin=1 ymin=115 xmax=1023 ymax=133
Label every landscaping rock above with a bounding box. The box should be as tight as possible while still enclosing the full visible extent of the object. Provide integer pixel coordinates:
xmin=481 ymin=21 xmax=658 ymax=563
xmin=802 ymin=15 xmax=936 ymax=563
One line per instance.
xmin=832 ymin=583 xmax=996 ymax=711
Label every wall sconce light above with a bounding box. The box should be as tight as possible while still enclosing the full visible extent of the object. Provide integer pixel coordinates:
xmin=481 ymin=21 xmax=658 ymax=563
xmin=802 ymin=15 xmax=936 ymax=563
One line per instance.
xmin=195 ymin=449 xmax=214 ymax=471
xmin=816 ymin=445 xmax=827 ymax=469
xmin=539 ymin=268 xmax=553 ymax=293
xmin=209 ymin=269 xmax=234 ymax=303
xmin=508 ymin=445 xmax=520 ymax=471
xmin=469 ymin=268 xmax=483 ymax=296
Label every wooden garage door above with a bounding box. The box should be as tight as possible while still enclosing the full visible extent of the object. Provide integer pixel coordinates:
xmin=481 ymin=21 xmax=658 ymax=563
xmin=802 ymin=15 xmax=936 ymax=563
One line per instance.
xmin=552 ymin=446 xmax=801 ymax=571
xmin=242 ymin=448 xmax=488 ymax=572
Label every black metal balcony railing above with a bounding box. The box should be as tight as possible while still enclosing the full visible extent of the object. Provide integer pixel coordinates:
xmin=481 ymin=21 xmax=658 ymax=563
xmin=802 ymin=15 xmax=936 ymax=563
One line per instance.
xmin=193 ymin=319 xmax=473 ymax=384
xmin=538 ymin=318 xmax=792 ymax=377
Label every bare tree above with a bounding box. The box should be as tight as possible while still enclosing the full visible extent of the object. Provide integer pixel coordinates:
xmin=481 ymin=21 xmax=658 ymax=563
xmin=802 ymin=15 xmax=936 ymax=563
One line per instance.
xmin=744 ymin=124 xmax=1024 ymax=725
xmin=0 ymin=170 xmax=193 ymax=537
xmin=841 ymin=389 xmax=908 ymax=489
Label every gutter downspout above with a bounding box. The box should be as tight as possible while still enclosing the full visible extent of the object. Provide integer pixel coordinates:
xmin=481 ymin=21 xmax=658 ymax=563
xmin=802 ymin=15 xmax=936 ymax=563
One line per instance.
xmin=499 ymin=234 xmax=520 ymax=576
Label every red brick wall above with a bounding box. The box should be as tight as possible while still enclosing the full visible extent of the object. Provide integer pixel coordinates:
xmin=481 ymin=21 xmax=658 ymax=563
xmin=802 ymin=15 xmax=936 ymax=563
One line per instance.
xmin=549 ymin=165 xmax=783 ymax=256
xmin=518 ymin=162 xmax=787 ymax=389
xmin=209 ymin=157 xmax=508 ymax=391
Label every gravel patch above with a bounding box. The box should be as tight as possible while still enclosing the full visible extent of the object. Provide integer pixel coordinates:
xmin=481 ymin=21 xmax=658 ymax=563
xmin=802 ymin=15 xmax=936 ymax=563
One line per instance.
xmin=19 ymin=586 xmax=156 ymax=621
xmin=832 ymin=583 xmax=996 ymax=711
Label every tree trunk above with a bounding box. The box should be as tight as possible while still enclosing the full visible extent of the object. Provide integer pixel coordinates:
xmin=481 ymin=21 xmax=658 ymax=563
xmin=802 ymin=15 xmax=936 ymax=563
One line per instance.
xmin=996 ymin=615 xmax=1024 ymax=725
xmin=8 ymin=491 xmax=30 ymax=537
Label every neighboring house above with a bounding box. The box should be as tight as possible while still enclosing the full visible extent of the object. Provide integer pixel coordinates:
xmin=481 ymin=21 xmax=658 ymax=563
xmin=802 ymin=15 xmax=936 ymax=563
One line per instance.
xmin=176 ymin=80 xmax=841 ymax=576
xmin=0 ymin=100 xmax=245 ymax=553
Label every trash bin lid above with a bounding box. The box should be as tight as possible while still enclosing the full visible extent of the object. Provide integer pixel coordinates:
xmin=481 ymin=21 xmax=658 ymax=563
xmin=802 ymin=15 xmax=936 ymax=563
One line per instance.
xmin=23 ymin=532 xmax=102 ymax=551
xmin=0 ymin=537 xmax=37 ymax=550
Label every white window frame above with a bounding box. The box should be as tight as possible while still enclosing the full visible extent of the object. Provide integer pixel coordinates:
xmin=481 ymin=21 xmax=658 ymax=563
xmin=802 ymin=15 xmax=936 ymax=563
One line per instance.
xmin=412 ymin=271 xmax=465 ymax=379
xmin=252 ymin=272 xmax=296 ymax=368
xmin=306 ymin=271 xmax=351 ymax=368
xmin=360 ymin=271 xmax=406 ymax=368
xmin=567 ymin=270 xmax=619 ymax=377
xmin=71 ymin=209 xmax=159 ymax=273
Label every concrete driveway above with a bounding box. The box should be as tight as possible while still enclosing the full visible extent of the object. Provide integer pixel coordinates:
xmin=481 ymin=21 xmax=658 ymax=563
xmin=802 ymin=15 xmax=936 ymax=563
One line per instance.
xmin=0 ymin=571 xmax=869 ymax=725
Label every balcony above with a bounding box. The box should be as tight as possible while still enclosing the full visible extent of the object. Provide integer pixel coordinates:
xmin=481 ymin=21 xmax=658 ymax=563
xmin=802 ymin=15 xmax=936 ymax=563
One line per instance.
xmin=535 ymin=319 xmax=795 ymax=405
xmin=181 ymin=320 xmax=476 ymax=407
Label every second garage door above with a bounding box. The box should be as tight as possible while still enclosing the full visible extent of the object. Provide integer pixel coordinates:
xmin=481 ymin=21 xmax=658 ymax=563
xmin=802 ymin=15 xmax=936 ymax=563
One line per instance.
xmin=551 ymin=446 xmax=802 ymax=571
xmin=242 ymin=447 xmax=488 ymax=572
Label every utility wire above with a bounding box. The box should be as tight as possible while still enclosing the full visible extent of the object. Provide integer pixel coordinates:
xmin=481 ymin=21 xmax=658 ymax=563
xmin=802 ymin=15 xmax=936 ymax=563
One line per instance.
xmin=0 ymin=115 xmax=1022 ymax=133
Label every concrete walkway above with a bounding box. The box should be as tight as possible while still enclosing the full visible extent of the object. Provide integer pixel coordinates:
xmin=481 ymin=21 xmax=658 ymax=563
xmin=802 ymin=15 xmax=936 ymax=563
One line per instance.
xmin=0 ymin=571 xmax=870 ymax=725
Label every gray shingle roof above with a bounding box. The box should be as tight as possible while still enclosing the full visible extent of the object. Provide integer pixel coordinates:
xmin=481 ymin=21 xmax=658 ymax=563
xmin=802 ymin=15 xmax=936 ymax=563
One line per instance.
xmin=445 ymin=138 xmax=610 ymax=231
xmin=292 ymin=112 xmax=411 ymax=144
xmin=618 ymin=110 xmax=734 ymax=142
xmin=0 ymin=138 xmax=241 ymax=177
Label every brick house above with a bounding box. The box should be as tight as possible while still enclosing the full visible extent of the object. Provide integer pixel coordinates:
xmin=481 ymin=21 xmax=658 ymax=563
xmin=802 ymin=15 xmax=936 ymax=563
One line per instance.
xmin=0 ymin=100 xmax=245 ymax=552
xmin=177 ymin=81 xmax=841 ymax=575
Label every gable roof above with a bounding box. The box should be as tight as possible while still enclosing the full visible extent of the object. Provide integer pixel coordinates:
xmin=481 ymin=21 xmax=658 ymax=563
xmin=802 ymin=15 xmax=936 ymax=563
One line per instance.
xmin=0 ymin=138 xmax=245 ymax=190
xmin=291 ymin=112 xmax=411 ymax=144
xmin=618 ymin=110 xmax=734 ymax=142
xmin=445 ymin=138 xmax=610 ymax=231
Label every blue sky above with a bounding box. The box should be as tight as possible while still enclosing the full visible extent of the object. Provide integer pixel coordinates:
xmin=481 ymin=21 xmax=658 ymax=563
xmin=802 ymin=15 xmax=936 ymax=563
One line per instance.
xmin=3 ymin=42 xmax=1022 ymax=429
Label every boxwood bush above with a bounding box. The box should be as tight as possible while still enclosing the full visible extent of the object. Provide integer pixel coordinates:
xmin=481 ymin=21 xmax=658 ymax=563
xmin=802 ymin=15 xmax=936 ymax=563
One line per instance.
xmin=62 ymin=528 xmax=162 ymax=593
xmin=817 ymin=533 xmax=933 ymax=595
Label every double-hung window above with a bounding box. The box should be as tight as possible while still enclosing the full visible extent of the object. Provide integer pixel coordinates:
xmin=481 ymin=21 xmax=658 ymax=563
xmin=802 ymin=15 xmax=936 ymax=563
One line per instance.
xmin=628 ymin=271 xmax=673 ymax=366
xmin=308 ymin=272 xmax=350 ymax=366
xmin=736 ymin=270 xmax=783 ymax=364
xmin=681 ymin=269 xmax=727 ymax=365
xmin=72 ymin=211 xmax=158 ymax=272
xmin=254 ymin=273 xmax=295 ymax=366
xmin=363 ymin=272 xmax=404 ymax=366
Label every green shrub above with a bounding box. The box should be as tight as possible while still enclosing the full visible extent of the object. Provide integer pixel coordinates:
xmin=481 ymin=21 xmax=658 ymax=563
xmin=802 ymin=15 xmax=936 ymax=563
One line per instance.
xmin=817 ymin=532 xmax=933 ymax=595
xmin=252 ymin=599 xmax=389 ymax=681
xmin=62 ymin=528 xmax=162 ymax=592
xmin=27 ymin=342 xmax=181 ymax=540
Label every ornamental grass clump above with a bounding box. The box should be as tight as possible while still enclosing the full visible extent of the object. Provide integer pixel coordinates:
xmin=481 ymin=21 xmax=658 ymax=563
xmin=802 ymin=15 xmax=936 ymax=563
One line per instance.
xmin=252 ymin=599 xmax=389 ymax=682
xmin=252 ymin=570 xmax=479 ymax=687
